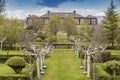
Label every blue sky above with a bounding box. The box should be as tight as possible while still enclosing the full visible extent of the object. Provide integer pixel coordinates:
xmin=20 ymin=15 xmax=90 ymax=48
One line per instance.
xmin=6 ymin=0 xmax=120 ymax=19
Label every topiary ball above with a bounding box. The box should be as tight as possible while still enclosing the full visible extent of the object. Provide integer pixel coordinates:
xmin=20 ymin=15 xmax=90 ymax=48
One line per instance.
xmin=6 ymin=56 xmax=26 ymax=73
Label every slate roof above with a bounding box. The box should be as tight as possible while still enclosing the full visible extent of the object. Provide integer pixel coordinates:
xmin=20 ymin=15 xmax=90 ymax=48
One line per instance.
xmin=86 ymin=15 xmax=97 ymax=18
xmin=27 ymin=11 xmax=97 ymax=19
xmin=40 ymin=11 xmax=85 ymax=19
xmin=27 ymin=15 xmax=39 ymax=19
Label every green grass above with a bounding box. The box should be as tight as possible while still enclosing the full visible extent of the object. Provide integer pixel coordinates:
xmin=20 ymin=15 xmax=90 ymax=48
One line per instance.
xmin=39 ymin=49 xmax=91 ymax=80
xmin=108 ymin=50 xmax=120 ymax=55
xmin=0 ymin=63 xmax=28 ymax=77
xmin=0 ymin=50 xmax=25 ymax=55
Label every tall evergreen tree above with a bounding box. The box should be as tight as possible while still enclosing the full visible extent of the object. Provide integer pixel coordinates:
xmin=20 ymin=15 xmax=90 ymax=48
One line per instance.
xmin=0 ymin=0 xmax=6 ymax=13
xmin=103 ymin=0 xmax=119 ymax=49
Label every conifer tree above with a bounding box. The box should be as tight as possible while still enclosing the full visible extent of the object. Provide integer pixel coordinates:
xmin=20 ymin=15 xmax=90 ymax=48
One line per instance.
xmin=0 ymin=0 xmax=6 ymax=13
xmin=103 ymin=0 xmax=119 ymax=49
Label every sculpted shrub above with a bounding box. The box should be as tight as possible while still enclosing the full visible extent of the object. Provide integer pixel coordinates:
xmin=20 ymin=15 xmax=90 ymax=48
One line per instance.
xmin=103 ymin=60 xmax=120 ymax=76
xmin=6 ymin=56 xmax=26 ymax=73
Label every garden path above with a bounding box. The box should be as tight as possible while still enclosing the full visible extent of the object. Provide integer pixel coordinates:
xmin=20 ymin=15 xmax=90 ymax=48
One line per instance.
xmin=40 ymin=49 xmax=91 ymax=80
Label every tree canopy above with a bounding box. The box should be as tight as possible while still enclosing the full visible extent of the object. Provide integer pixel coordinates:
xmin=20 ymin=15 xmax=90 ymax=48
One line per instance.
xmin=103 ymin=0 xmax=119 ymax=48
xmin=63 ymin=15 xmax=77 ymax=40
xmin=48 ymin=14 xmax=60 ymax=36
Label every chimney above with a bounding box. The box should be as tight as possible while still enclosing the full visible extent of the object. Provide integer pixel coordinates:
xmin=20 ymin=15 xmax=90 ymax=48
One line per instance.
xmin=48 ymin=11 xmax=50 ymax=17
xmin=73 ymin=10 xmax=76 ymax=17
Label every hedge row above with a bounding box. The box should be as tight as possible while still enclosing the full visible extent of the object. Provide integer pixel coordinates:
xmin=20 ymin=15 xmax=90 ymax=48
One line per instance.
xmin=0 ymin=76 xmax=29 ymax=80
xmin=106 ymin=46 xmax=119 ymax=50
xmin=97 ymin=76 xmax=120 ymax=80
xmin=0 ymin=55 xmax=34 ymax=63
xmin=98 ymin=52 xmax=120 ymax=62
xmin=2 ymin=46 xmax=25 ymax=50
xmin=0 ymin=64 xmax=37 ymax=80
xmin=111 ymin=55 xmax=120 ymax=61
xmin=0 ymin=55 xmax=25 ymax=63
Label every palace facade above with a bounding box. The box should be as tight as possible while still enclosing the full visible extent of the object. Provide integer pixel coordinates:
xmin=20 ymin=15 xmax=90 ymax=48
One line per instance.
xmin=26 ymin=11 xmax=98 ymax=25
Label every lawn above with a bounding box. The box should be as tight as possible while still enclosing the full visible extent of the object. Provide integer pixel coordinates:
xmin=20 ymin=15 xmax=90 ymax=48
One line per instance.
xmin=0 ymin=63 xmax=28 ymax=77
xmin=39 ymin=49 xmax=91 ymax=80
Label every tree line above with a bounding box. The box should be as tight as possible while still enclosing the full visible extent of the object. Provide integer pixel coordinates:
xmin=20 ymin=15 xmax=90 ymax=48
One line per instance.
xmin=0 ymin=0 xmax=120 ymax=50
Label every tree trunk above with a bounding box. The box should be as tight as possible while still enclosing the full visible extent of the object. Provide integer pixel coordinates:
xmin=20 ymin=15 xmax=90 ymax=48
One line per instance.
xmin=0 ymin=42 xmax=2 ymax=51
xmin=112 ymin=41 xmax=114 ymax=49
xmin=19 ymin=43 xmax=22 ymax=51
xmin=68 ymin=34 xmax=70 ymax=41
xmin=0 ymin=41 xmax=4 ymax=51
xmin=76 ymin=48 xmax=79 ymax=58
xmin=36 ymin=57 xmax=40 ymax=79
xmin=29 ymin=65 xmax=34 ymax=80
xmin=80 ymin=51 xmax=83 ymax=65
xmin=40 ymin=54 xmax=43 ymax=71
xmin=0 ymin=37 xmax=7 ymax=51
xmin=29 ymin=71 xmax=33 ymax=80
xmin=74 ymin=49 xmax=77 ymax=56
xmin=87 ymin=53 xmax=90 ymax=78
xmin=80 ymin=51 xmax=84 ymax=69
xmin=84 ymin=54 xmax=87 ymax=74
xmin=93 ymin=61 xmax=96 ymax=80
xmin=111 ymin=31 xmax=114 ymax=49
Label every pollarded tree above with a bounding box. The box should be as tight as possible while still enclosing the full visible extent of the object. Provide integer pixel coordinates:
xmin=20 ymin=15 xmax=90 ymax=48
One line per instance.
xmin=76 ymin=19 xmax=92 ymax=72
xmin=77 ymin=20 xmax=107 ymax=80
xmin=63 ymin=15 xmax=77 ymax=40
xmin=103 ymin=0 xmax=119 ymax=49
xmin=91 ymin=24 xmax=108 ymax=45
xmin=17 ymin=28 xmax=33 ymax=50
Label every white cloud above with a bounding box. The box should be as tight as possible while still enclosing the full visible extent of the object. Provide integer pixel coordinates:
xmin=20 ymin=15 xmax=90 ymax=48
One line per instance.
xmin=6 ymin=10 xmax=24 ymax=19
xmin=6 ymin=7 xmax=105 ymax=20
xmin=6 ymin=7 xmax=56 ymax=19
xmin=75 ymin=8 xmax=104 ymax=16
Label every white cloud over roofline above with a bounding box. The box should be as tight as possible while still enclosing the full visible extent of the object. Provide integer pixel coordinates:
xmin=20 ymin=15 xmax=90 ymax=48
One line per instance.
xmin=6 ymin=7 xmax=104 ymax=20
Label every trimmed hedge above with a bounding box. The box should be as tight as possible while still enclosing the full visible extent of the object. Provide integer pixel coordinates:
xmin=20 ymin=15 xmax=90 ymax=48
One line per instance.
xmin=3 ymin=46 xmax=25 ymax=50
xmin=6 ymin=56 xmax=27 ymax=73
xmin=111 ymin=55 xmax=120 ymax=61
xmin=0 ymin=55 xmax=34 ymax=63
xmin=97 ymin=76 xmax=120 ymax=80
xmin=95 ymin=51 xmax=120 ymax=62
xmin=52 ymin=43 xmax=73 ymax=49
xmin=6 ymin=56 xmax=26 ymax=66
xmin=0 ymin=55 xmax=25 ymax=63
xmin=103 ymin=60 xmax=120 ymax=76
xmin=0 ymin=76 xmax=29 ymax=80
xmin=99 ymin=51 xmax=111 ymax=62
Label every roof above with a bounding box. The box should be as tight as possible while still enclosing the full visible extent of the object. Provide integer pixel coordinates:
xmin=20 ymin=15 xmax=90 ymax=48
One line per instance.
xmin=27 ymin=15 xmax=40 ymax=19
xmin=40 ymin=11 xmax=85 ymax=19
xmin=86 ymin=15 xmax=97 ymax=18
xmin=27 ymin=11 xmax=97 ymax=19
